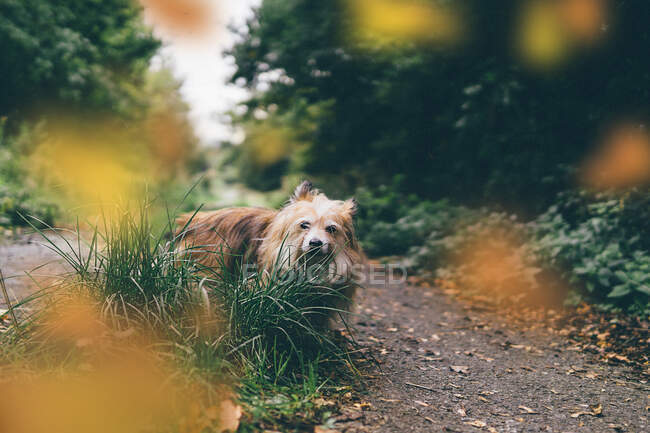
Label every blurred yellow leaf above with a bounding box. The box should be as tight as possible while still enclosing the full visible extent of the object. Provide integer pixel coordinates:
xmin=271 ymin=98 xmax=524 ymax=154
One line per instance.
xmin=348 ymin=0 xmax=463 ymax=46
xmin=559 ymin=0 xmax=607 ymax=42
xmin=140 ymin=0 xmax=216 ymax=39
xmin=517 ymin=1 xmax=570 ymax=68
xmin=581 ymin=125 xmax=650 ymax=189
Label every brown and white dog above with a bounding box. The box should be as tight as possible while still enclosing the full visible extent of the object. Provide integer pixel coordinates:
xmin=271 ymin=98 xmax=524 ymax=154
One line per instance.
xmin=175 ymin=181 xmax=364 ymax=288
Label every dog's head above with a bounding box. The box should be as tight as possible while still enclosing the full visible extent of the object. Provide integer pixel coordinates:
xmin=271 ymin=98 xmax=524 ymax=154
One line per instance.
xmin=262 ymin=181 xmax=362 ymax=276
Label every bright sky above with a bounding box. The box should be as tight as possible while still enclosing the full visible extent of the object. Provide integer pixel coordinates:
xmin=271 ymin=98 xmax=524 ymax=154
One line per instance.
xmin=148 ymin=0 xmax=261 ymax=146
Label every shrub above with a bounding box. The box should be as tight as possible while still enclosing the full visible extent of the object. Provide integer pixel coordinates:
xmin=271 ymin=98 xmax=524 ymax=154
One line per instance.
xmin=531 ymin=190 xmax=650 ymax=315
xmin=356 ymin=183 xmax=650 ymax=315
xmin=0 ymin=121 xmax=60 ymax=228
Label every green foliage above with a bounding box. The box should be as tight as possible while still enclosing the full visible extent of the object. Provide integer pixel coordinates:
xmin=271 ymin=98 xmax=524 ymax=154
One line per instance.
xmin=231 ymin=0 xmax=650 ymax=213
xmin=0 ymin=65 xmax=202 ymax=230
xmin=355 ymin=181 xmax=470 ymax=257
xmin=531 ymin=190 xmax=650 ymax=314
xmin=355 ymin=185 xmax=650 ymax=315
xmin=24 ymin=198 xmax=353 ymax=362
xmin=213 ymin=265 xmax=350 ymax=368
xmin=4 ymin=199 xmax=354 ymax=431
xmin=0 ymin=120 xmax=60 ymax=227
xmin=0 ymin=0 xmax=159 ymax=117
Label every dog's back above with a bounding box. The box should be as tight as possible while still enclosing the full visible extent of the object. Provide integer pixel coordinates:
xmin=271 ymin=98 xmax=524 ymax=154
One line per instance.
xmin=176 ymin=207 xmax=277 ymax=272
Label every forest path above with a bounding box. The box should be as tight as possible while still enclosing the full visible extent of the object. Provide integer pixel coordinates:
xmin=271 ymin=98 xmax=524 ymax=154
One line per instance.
xmin=1 ymin=237 xmax=648 ymax=432
xmin=0 ymin=232 xmax=74 ymax=309
xmin=342 ymin=281 xmax=648 ymax=433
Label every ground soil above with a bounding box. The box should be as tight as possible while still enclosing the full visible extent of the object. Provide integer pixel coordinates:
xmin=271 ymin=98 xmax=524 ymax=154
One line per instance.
xmin=1 ymin=236 xmax=648 ymax=432
xmin=0 ymin=232 xmax=73 ymax=308
xmin=338 ymin=281 xmax=649 ymax=433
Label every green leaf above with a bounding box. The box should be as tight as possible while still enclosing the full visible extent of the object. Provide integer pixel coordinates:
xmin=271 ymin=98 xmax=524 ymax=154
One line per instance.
xmin=634 ymin=285 xmax=650 ymax=296
xmin=608 ymin=285 xmax=631 ymax=298
xmin=614 ymin=270 xmax=629 ymax=282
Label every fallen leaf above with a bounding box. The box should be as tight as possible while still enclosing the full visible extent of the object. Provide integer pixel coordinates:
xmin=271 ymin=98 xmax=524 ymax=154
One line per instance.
xmin=456 ymin=406 xmax=467 ymax=416
xmin=314 ymin=398 xmax=335 ymax=407
xmin=450 ymin=365 xmax=470 ymax=374
xmin=424 ymin=356 xmax=444 ymax=361
xmin=414 ymin=400 xmax=430 ymax=407
xmin=518 ymin=405 xmax=538 ymax=414
xmin=476 ymin=353 xmax=495 ymax=362
xmin=379 ymin=398 xmax=400 ymax=403
xmin=337 ymin=409 xmax=363 ymax=421
xmin=352 ymin=402 xmax=372 ymax=411
xmin=314 ymin=427 xmax=339 ymax=433
xmin=464 ymin=420 xmax=487 ymax=428
xmin=570 ymin=403 xmax=602 ymax=418
xmin=590 ymin=403 xmax=603 ymax=416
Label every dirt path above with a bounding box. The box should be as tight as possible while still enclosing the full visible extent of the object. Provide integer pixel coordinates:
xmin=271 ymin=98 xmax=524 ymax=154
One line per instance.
xmin=342 ymin=282 xmax=648 ymax=433
xmin=0 ymin=233 xmax=72 ymax=308
xmin=1 ymin=237 xmax=648 ymax=432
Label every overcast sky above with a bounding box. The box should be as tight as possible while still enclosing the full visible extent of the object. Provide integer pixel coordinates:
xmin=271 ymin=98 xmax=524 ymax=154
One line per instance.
xmin=149 ymin=0 xmax=261 ymax=146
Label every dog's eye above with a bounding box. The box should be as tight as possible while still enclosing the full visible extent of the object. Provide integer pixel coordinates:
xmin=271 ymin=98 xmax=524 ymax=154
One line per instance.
xmin=326 ymin=225 xmax=337 ymax=234
xmin=300 ymin=222 xmax=310 ymax=230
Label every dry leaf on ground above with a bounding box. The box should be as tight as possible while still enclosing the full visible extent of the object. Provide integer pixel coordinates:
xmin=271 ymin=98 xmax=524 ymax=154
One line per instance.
xmin=518 ymin=405 xmax=539 ymax=414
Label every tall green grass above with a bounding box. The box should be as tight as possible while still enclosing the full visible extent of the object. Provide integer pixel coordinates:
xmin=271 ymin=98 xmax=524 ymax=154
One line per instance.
xmin=1 ymin=199 xmax=358 ymax=431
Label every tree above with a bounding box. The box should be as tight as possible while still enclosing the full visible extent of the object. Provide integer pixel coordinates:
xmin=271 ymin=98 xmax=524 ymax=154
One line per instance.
xmin=230 ymin=0 xmax=650 ymax=213
xmin=0 ymin=0 xmax=159 ymax=118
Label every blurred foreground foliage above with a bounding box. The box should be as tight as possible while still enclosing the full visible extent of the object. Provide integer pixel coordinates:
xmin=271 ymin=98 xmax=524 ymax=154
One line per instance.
xmin=1 ymin=202 xmax=356 ymax=433
xmin=0 ymin=67 xmax=202 ymax=229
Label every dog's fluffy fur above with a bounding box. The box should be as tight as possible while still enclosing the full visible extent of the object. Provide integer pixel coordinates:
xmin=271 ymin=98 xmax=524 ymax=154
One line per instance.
xmin=176 ymin=181 xmax=364 ymax=285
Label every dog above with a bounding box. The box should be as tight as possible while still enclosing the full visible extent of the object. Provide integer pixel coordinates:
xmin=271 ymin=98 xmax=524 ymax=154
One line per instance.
xmin=175 ymin=181 xmax=364 ymax=289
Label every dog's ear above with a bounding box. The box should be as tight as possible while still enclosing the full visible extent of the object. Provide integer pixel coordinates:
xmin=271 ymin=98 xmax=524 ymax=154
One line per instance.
xmin=343 ymin=198 xmax=358 ymax=217
xmin=290 ymin=180 xmax=314 ymax=202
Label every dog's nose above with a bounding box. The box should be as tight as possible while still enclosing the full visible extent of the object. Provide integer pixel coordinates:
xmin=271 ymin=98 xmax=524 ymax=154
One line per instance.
xmin=309 ymin=239 xmax=323 ymax=247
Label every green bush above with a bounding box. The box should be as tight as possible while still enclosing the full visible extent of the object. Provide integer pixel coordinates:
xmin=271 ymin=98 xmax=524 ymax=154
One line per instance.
xmin=531 ymin=190 xmax=650 ymax=315
xmin=0 ymin=121 xmax=60 ymax=228
xmin=356 ymin=184 xmax=650 ymax=315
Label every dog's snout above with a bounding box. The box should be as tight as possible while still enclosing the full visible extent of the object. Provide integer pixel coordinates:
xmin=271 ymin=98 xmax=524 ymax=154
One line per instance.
xmin=309 ymin=239 xmax=323 ymax=247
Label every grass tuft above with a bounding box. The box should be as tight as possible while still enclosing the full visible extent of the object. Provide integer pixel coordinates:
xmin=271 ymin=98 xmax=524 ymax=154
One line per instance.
xmin=2 ymin=197 xmax=359 ymax=432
